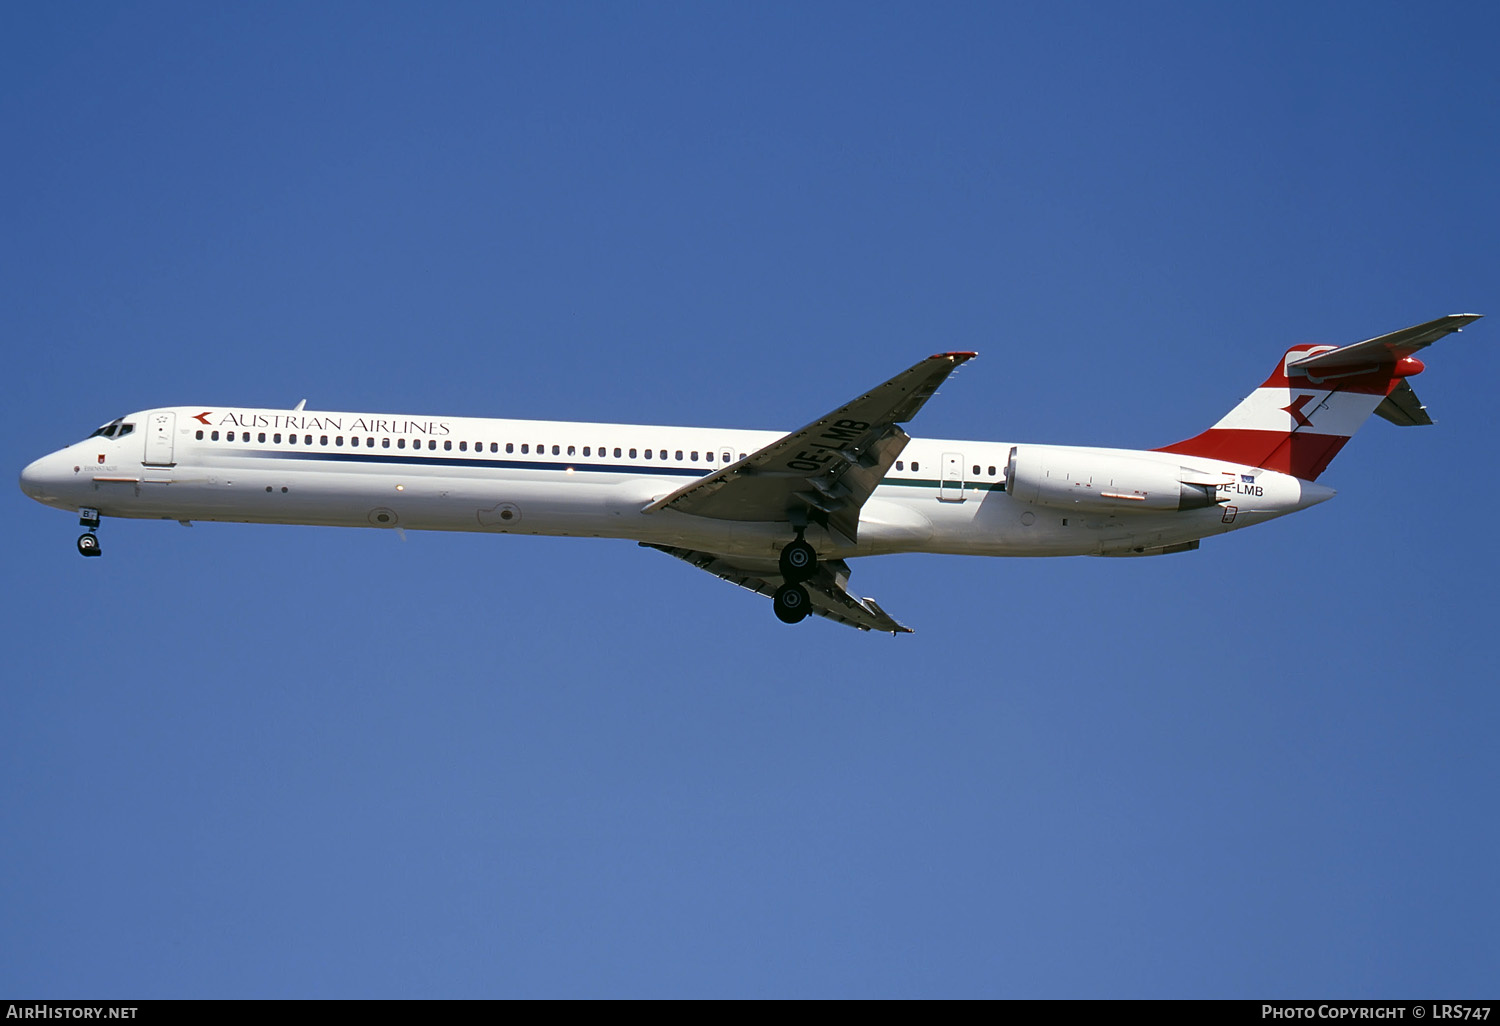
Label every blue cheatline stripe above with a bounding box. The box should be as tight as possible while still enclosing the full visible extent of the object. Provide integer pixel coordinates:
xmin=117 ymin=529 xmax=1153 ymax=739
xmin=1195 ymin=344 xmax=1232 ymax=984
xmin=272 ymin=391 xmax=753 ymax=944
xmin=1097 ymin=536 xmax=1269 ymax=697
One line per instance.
xmin=218 ymin=447 xmax=1006 ymax=490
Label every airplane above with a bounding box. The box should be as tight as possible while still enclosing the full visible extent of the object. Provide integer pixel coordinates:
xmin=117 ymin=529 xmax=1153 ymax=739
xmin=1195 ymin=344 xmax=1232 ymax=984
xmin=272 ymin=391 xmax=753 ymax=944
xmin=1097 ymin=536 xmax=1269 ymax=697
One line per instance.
xmin=19 ymin=314 xmax=1480 ymax=634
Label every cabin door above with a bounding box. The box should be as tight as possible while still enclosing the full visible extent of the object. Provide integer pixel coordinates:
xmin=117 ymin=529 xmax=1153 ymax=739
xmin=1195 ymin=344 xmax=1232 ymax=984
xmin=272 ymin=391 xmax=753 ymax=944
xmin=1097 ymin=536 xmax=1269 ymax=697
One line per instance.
xmin=143 ymin=412 xmax=176 ymax=466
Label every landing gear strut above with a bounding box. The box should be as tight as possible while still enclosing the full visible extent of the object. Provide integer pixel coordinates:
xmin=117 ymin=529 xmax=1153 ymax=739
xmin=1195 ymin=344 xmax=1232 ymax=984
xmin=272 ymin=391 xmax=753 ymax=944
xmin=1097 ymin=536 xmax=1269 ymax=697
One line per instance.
xmin=77 ymin=507 xmax=102 ymax=557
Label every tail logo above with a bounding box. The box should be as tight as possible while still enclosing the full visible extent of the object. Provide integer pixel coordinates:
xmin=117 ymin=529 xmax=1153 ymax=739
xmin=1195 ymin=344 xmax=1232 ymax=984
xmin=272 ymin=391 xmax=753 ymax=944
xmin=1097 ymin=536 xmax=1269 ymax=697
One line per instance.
xmin=1281 ymin=394 xmax=1316 ymax=428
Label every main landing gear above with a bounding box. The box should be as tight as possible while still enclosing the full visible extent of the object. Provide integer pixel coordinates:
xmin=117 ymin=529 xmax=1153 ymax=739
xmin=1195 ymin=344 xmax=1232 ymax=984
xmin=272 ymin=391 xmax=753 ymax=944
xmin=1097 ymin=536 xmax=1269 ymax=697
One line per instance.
xmin=76 ymin=508 xmax=102 ymax=557
xmin=773 ymin=533 xmax=819 ymax=624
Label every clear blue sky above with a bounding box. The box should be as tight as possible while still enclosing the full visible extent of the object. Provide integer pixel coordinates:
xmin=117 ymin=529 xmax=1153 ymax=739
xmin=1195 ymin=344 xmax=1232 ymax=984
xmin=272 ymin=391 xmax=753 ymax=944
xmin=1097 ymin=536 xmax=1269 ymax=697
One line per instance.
xmin=3 ymin=1 xmax=1496 ymax=998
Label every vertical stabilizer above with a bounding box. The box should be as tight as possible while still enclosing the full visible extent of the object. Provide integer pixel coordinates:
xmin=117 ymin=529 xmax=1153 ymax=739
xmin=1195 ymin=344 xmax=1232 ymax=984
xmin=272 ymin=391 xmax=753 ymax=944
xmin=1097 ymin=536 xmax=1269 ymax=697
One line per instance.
xmin=1155 ymin=314 xmax=1478 ymax=480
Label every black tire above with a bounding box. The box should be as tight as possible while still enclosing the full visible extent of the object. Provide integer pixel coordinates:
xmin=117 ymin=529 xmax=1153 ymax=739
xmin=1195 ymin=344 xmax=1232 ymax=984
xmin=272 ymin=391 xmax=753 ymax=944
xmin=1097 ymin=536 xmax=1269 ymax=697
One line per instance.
xmin=76 ymin=533 xmax=101 ymax=557
xmin=779 ymin=539 xmax=817 ymax=582
xmin=773 ymin=583 xmax=810 ymax=624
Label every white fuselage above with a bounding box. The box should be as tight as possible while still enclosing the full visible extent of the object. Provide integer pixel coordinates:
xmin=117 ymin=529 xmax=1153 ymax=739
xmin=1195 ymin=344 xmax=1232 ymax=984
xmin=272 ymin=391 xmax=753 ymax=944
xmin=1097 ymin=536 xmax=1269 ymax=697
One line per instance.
xmin=20 ymin=405 xmax=1334 ymax=561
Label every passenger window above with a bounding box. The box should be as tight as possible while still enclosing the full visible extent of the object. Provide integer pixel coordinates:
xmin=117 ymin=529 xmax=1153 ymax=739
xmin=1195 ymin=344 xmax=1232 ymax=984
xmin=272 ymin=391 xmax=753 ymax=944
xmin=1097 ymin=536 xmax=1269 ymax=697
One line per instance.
xmin=258 ymin=432 xmax=266 ymax=443
xmin=428 ymin=440 xmax=437 ymax=450
xmin=582 ymin=446 xmax=590 ymax=457
xmin=567 ymin=445 xmax=576 ymax=456
xmin=289 ymin=434 xmax=297 ymax=445
xmin=397 ymin=438 xmax=406 ymax=449
xmin=458 ymin=441 xmax=467 ymax=451
xmin=552 ymin=445 xmax=560 ymax=455
xmin=320 ymin=435 xmax=328 ymax=445
xmin=660 ymin=450 xmax=667 ymax=460
xmin=195 ymin=430 xmax=204 ymax=440
xmin=895 ymin=461 xmax=903 ymax=470
xmin=444 ymin=440 xmax=453 ymax=451
xmin=628 ymin=448 xmax=636 ymax=458
xmin=381 ymin=438 xmax=389 ymax=448
xmin=988 ymin=466 xmax=996 ymax=476
xmin=521 ymin=444 xmax=529 ymax=454
xmin=212 ymin=431 xmax=220 ymax=441
xmin=911 ymin=461 xmax=919 ymax=472
xmin=644 ymin=449 xmax=652 ymax=459
xmin=275 ymin=433 xmax=282 ymax=443
xmin=690 ymin=451 xmax=698 ymax=461
xmin=614 ymin=448 xmax=622 ymax=458
xmin=336 ymin=436 xmax=344 ymax=446
xmin=350 ymin=437 xmax=358 ymax=447
xmin=973 ymin=465 xmax=980 ymax=475
xmin=304 ymin=435 xmax=312 ymax=445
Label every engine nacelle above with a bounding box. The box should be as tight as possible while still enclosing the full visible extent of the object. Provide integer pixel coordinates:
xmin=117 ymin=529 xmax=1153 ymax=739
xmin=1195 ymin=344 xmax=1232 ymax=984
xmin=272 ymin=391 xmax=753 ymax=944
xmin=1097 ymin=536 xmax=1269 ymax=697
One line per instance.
xmin=1005 ymin=445 xmax=1223 ymax=513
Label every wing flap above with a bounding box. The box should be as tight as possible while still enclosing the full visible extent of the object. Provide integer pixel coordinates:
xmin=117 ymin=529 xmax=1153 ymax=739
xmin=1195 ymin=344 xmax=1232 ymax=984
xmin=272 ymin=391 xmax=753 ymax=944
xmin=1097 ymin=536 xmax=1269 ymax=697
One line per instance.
xmin=644 ymin=543 xmax=913 ymax=634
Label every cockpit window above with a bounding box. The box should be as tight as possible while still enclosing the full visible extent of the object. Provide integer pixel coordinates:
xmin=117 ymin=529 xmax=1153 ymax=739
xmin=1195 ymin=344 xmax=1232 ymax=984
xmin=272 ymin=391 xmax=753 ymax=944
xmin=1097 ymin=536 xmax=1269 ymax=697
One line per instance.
xmin=86 ymin=418 xmax=135 ymax=441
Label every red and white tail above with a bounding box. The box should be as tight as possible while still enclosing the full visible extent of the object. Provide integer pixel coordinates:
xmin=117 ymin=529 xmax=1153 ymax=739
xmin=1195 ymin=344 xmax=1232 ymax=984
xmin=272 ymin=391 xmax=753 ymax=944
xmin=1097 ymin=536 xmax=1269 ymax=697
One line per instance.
xmin=1156 ymin=314 xmax=1480 ymax=481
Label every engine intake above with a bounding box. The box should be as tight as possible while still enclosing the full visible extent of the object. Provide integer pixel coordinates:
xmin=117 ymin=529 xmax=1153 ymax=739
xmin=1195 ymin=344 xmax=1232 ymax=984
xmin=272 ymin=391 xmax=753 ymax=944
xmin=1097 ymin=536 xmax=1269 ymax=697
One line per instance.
xmin=1005 ymin=446 xmax=1224 ymax=513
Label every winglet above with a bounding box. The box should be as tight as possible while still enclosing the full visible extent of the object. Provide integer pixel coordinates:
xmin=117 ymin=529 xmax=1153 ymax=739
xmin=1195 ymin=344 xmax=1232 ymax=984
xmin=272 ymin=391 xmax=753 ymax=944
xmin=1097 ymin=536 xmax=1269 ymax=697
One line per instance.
xmin=929 ymin=351 xmax=978 ymax=361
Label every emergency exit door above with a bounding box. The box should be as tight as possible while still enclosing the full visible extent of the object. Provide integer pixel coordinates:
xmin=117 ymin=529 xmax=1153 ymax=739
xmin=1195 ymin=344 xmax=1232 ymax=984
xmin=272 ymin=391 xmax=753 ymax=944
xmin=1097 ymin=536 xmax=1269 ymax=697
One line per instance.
xmin=939 ymin=452 xmax=965 ymax=501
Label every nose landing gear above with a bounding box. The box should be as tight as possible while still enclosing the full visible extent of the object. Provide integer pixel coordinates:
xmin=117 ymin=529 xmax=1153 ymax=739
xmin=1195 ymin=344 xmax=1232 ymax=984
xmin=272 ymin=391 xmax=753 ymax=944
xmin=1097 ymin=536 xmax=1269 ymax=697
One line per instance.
xmin=77 ymin=508 xmax=102 ymax=557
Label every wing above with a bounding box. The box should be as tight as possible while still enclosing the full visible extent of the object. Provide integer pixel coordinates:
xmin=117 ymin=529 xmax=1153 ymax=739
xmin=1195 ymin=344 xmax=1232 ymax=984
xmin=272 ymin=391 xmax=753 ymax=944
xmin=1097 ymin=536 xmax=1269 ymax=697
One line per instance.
xmin=1288 ymin=313 xmax=1481 ymax=379
xmin=643 ymin=352 xmax=976 ymax=545
xmin=644 ymin=543 xmax=913 ymax=634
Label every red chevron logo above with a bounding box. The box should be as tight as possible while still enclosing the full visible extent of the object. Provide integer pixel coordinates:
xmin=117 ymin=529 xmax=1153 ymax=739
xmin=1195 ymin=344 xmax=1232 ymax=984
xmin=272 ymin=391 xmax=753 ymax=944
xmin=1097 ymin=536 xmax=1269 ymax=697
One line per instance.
xmin=1282 ymin=394 xmax=1315 ymax=428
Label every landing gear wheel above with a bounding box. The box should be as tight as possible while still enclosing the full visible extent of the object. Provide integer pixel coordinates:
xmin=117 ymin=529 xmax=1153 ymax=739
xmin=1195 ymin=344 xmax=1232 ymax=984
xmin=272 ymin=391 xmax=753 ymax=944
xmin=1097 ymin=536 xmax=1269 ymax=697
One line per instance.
xmin=773 ymin=583 xmax=810 ymax=624
xmin=779 ymin=538 xmax=817 ymax=583
xmin=77 ymin=533 xmax=101 ymax=557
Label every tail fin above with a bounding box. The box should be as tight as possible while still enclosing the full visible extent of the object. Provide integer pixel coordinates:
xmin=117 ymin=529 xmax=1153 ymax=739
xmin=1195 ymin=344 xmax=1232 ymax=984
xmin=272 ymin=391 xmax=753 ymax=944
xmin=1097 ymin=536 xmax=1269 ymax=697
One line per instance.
xmin=1156 ymin=314 xmax=1480 ymax=481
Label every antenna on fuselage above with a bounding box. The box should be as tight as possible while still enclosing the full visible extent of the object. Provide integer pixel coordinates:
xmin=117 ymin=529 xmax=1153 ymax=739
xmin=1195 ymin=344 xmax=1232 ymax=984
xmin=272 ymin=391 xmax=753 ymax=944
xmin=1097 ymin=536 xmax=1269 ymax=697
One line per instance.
xmin=293 ymin=399 xmax=307 ymax=411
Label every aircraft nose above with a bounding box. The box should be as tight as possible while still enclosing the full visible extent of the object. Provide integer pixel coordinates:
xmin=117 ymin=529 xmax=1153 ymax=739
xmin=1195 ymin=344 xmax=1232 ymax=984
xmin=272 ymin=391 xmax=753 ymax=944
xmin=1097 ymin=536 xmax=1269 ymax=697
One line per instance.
xmin=19 ymin=456 xmax=47 ymax=500
xmin=19 ymin=452 xmax=70 ymax=506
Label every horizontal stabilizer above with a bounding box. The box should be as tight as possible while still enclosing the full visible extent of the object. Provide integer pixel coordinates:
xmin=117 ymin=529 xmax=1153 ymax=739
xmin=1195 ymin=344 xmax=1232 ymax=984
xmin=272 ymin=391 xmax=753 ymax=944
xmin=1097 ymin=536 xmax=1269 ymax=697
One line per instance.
xmin=1374 ymin=380 xmax=1433 ymax=426
xmin=1289 ymin=313 xmax=1480 ymax=379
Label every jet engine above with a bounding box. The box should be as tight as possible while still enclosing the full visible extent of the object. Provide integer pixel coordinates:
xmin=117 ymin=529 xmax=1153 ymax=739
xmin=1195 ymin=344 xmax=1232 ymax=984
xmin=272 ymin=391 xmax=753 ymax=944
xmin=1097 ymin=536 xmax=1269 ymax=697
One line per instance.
xmin=1005 ymin=445 xmax=1225 ymax=513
